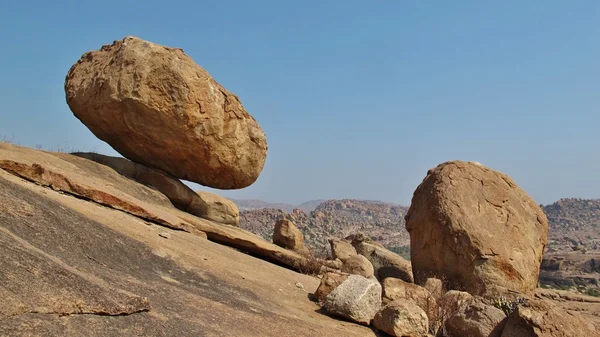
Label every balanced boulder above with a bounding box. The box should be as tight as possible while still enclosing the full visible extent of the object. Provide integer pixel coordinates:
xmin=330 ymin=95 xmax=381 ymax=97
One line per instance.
xmin=65 ymin=36 xmax=268 ymax=189
xmin=405 ymin=161 xmax=548 ymax=296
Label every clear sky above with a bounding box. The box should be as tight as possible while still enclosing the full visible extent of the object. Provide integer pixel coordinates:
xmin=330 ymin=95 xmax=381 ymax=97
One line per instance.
xmin=0 ymin=1 xmax=598 ymax=206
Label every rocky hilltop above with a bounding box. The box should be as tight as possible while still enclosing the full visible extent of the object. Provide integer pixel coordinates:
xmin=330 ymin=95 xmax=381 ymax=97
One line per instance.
xmin=239 ymin=197 xmax=600 ymax=256
xmin=239 ymin=199 xmax=410 ymax=256
xmin=543 ymin=198 xmax=600 ymax=253
xmin=233 ymin=199 xmax=324 ymax=212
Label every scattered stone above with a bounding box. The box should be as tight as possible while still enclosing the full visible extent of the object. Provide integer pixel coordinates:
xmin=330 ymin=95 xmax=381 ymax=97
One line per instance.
xmin=353 ymin=241 xmax=413 ymax=282
xmin=381 ymin=278 xmax=435 ymax=317
xmin=341 ymin=254 xmax=374 ymax=278
xmin=322 ymin=258 xmax=343 ymax=270
xmin=314 ymin=272 xmax=349 ymax=303
xmin=444 ymin=299 xmax=507 ymax=337
xmin=344 ymin=232 xmax=385 ymax=248
xmin=273 ymin=219 xmax=305 ymax=252
xmin=158 ymin=232 xmax=171 ymax=239
xmin=323 ymin=275 xmax=382 ymax=325
xmin=65 ymin=36 xmax=268 ymax=189
xmin=500 ymin=299 xmax=599 ymax=337
xmin=373 ymin=300 xmax=429 ymax=337
xmin=405 ymin=161 xmax=548 ymax=296
xmin=329 ymin=238 xmax=357 ymax=261
xmin=439 ymin=290 xmax=473 ymax=313
xmin=424 ymin=277 xmax=444 ymax=300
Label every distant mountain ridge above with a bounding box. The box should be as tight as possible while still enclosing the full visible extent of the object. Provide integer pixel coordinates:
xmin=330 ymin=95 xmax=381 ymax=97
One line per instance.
xmin=238 ymin=198 xmax=410 ymax=251
xmin=236 ymin=197 xmax=600 ymax=255
xmin=542 ymin=198 xmax=600 ymax=253
xmin=232 ymin=199 xmax=334 ymax=213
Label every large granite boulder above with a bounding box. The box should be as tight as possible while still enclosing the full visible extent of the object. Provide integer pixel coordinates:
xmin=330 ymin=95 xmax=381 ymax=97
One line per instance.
xmin=65 ymin=36 xmax=268 ymax=189
xmin=405 ymin=161 xmax=548 ymax=296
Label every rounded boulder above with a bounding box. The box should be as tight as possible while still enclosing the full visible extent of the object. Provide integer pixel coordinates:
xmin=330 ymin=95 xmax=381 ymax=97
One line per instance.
xmin=405 ymin=161 xmax=548 ymax=296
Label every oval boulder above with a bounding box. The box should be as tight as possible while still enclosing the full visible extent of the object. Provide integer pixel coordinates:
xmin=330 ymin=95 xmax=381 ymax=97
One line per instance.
xmin=65 ymin=36 xmax=268 ymax=189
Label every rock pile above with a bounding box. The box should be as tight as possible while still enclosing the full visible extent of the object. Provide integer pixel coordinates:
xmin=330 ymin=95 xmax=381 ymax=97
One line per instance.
xmin=309 ymin=161 xmax=596 ymax=337
xmin=64 ymin=36 xmax=267 ymax=224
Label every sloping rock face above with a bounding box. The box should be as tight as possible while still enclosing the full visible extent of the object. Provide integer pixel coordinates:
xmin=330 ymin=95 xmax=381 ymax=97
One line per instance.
xmin=72 ymin=152 xmax=239 ymax=225
xmin=0 ymin=143 xmax=378 ymax=337
xmin=64 ymin=36 xmax=268 ymax=189
xmin=0 ymin=142 xmax=305 ymax=272
xmin=405 ymin=161 xmax=548 ymax=296
xmin=444 ymin=299 xmax=507 ymax=337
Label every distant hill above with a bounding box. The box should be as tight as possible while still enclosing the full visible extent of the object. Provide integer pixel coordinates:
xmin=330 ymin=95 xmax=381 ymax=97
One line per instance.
xmin=238 ymin=199 xmax=410 ymax=253
xmin=542 ymin=198 xmax=600 ymax=253
xmin=237 ymin=197 xmax=600 ymax=256
xmin=231 ymin=199 xmax=295 ymax=212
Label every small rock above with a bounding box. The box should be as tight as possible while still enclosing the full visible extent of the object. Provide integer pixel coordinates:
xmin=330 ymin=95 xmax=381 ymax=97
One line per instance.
xmin=438 ymin=290 xmax=473 ymax=317
xmin=373 ymin=299 xmax=429 ymax=337
xmin=381 ymin=277 xmax=436 ymax=319
xmin=158 ymin=232 xmax=171 ymax=239
xmin=328 ymin=238 xmax=357 ymax=261
xmin=273 ymin=219 xmax=305 ymax=252
xmin=295 ymin=282 xmax=304 ymax=289
xmin=445 ymin=299 xmax=507 ymax=337
xmin=341 ymin=254 xmax=374 ymax=278
xmin=423 ymin=277 xmax=444 ymax=300
xmin=323 ymin=275 xmax=382 ymax=325
xmin=314 ymin=272 xmax=349 ymax=303
xmin=354 ymin=241 xmax=413 ymax=282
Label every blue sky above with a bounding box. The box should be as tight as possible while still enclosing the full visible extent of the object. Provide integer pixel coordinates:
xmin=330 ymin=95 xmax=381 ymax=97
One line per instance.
xmin=0 ymin=1 xmax=598 ymax=205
